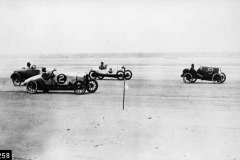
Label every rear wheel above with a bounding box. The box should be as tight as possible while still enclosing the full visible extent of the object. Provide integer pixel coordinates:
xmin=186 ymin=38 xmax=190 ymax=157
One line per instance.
xmin=74 ymin=81 xmax=86 ymax=95
xmin=117 ymin=71 xmax=124 ymax=80
xmin=125 ymin=70 xmax=132 ymax=80
xmin=87 ymin=79 xmax=98 ymax=93
xmin=212 ymin=73 xmax=222 ymax=84
xmin=221 ymin=72 xmax=226 ymax=83
xmin=89 ymin=71 xmax=97 ymax=79
xmin=183 ymin=73 xmax=192 ymax=84
xmin=26 ymin=81 xmax=38 ymax=94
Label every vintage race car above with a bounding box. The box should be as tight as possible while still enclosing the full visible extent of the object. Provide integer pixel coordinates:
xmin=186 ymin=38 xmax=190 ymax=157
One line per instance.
xmin=89 ymin=65 xmax=132 ymax=80
xmin=181 ymin=66 xmax=226 ymax=84
xmin=10 ymin=64 xmax=42 ymax=86
xmin=24 ymin=69 xmax=98 ymax=94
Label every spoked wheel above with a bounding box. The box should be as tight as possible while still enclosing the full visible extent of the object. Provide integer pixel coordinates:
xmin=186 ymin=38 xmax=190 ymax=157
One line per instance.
xmin=89 ymin=71 xmax=97 ymax=79
xmin=26 ymin=81 xmax=38 ymax=94
xmin=87 ymin=79 xmax=98 ymax=93
xmin=191 ymin=78 xmax=197 ymax=83
xmin=74 ymin=81 xmax=86 ymax=95
xmin=117 ymin=71 xmax=124 ymax=80
xmin=98 ymin=75 xmax=104 ymax=80
xmin=183 ymin=73 xmax=193 ymax=84
xmin=12 ymin=78 xmax=21 ymax=86
xmin=221 ymin=72 xmax=226 ymax=83
xmin=125 ymin=70 xmax=132 ymax=80
xmin=212 ymin=73 xmax=222 ymax=84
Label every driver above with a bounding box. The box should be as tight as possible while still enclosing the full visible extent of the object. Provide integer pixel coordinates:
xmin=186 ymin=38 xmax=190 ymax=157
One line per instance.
xmin=190 ymin=64 xmax=203 ymax=79
xmin=42 ymin=68 xmax=52 ymax=80
xmin=99 ymin=62 xmax=107 ymax=70
xmin=27 ymin=62 xmax=31 ymax=68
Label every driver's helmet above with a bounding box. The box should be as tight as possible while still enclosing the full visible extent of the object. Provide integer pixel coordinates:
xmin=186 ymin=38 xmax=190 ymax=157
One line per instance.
xmin=191 ymin=64 xmax=194 ymax=67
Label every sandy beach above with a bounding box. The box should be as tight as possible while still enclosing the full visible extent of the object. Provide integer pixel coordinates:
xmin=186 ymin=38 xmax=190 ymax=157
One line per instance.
xmin=0 ymin=52 xmax=240 ymax=160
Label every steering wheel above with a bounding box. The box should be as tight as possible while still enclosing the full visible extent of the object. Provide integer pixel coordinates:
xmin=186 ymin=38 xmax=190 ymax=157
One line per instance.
xmin=50 ymin=69 xmax=56 ymax=78
xmin=31 ymin=65 xmax=36 ymax=69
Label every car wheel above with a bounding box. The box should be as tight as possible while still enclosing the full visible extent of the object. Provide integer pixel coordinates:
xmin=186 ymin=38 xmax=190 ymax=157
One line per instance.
xmin=221 ymin=72 xmax=226 ymax=83
xmin=26 ymin=81 xmax=38 ymax=94
xmin=89 ymin=71 xmax=97 ymax=79
xmin=117 ymin=71 xmax=124 ymax=80
xmin=212 ymin=73 xmax=222 ymax=84
xmin=74 ymin=81 xmax=86 ymax=95
xmin=12 ymin=77 xmax=21 ymax=86
xmin=125 ymin=70 xmax=132 ymax=80
xmin=98 ymin=75 xmax=104 ymax=80
xmin=183 ymin=73 xmax=192 ymax=84
xmin=87 ymin=79 xmax=98 ymax=93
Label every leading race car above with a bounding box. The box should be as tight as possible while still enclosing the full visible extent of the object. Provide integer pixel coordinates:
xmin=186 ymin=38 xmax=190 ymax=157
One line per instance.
xmin=181 ymin=66 xmax=226 ymax=84
xmin=24 ymin=69 xmax=98 ymax=94
xmin=10 ymin=64 xmax=42 ymax=86
xmin=89 ymin=64 xmax=132 ymax=80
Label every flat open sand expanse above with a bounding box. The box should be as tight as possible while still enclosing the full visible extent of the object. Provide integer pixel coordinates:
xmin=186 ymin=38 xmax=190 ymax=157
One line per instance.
xmin=0 ymin=53 xmax=240 ymax=160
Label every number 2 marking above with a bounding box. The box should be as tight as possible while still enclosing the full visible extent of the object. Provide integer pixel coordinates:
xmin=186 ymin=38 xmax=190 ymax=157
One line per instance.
xmin=208 ymin=68 xmax=213 ymax=74
xmin=57 ymin=74 xmax=66 ymax=84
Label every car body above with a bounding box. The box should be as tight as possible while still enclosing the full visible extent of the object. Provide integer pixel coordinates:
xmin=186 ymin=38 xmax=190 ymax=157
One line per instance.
xmin=10 ymin=65 xmax=42 ymax=86
xmin=181 ymin=66 xmax=226 ymax=84
xmin=89 ymin=65 xmax=132 ymax=80
xmin=24 ymin=69 xmax=98 ymax=94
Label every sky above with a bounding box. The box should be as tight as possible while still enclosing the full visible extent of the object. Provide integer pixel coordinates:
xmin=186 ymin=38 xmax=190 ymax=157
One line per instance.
xmin=0 ymin=0 xmax=239 ymax=55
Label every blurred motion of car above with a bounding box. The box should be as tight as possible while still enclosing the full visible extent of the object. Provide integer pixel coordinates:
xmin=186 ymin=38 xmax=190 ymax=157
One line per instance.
xmin=24 ymin=69 xmax=98 ymax=94
xmin=89 ymin=64 xmax=132 ymax=80
xmin=10 ymin=64 xmax=42 ymax=86
xmin=181 ymin=66 xmax=226 ymax=84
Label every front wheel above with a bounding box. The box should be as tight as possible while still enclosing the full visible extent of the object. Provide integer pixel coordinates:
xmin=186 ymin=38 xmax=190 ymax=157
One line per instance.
xmin=212 ymin=73 xmax=222 ymax=84
xmin=26 ymin=81 xmax=38 ymax=94
xmin=221 ymin=72 xmax=226 ymax=83
xmin=117 ymin=71 xmax=124 ymax=80
xmin=74 ymin=81 xmax=86 ymax=95
xmin=12 ymin=78 xmax=21 ymax=86
xmin=125 ymin=70 xmax=132 ymax=80
xmin=87 ymin=79 xmax=98 ymax=93
xmin=183 ymin=73 xmax=193 ymax=84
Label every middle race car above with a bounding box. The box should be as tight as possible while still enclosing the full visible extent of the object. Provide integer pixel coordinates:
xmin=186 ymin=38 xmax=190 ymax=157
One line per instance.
xmin=24 ymin=69 xmax=98 ymax=94
xmin=89 ymin=64 xmax=132 ymax=80
xmin=181 ymin=66 xmax=226 ymax=84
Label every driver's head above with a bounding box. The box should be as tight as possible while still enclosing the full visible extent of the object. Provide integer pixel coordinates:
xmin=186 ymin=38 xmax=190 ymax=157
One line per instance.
xmin=101 ymin=62 xmax=104 ymax=65
xmin=27 ymin=62 xmax=31 ymax=67
xmin=42 ymin=67 xmax=46 ymax=72
xmin=191 ymin=64 xmax=194 ymax=68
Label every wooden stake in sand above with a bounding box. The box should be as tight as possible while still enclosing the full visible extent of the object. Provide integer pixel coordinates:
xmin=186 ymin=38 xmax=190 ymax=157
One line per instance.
xmin=123 ymin=66 xmax=126 ymax=110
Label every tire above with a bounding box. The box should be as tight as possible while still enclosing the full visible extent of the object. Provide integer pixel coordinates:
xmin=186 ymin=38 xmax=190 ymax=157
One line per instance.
xmin=89 ymin=71 xmax=97 ymax=79
xmin=125 ymin=70 xmax=132 ymax=80
xmin=212 ymin=73 xmax=222 ymax=84
xmin=117 ymin=71 xmax=124 ymax=80
xmin=191 ymin=78 xmax=197 ymax=83
xmin=221 ymin=72 xmax=226 ymax=83
xmin=74 ymin=81 xmax=86 ymax=95
xmin=183 ymin=73 xmax=192 ymax=84
xmin=26 ymin=81 xmax=38 ymax=94
xmin=87 ymin=79 xmax=98 ymax=93
xmin=12 ymin=77 xmax=21 ymax=86
xmin=98 ymin=75 xmax=104 ymax=80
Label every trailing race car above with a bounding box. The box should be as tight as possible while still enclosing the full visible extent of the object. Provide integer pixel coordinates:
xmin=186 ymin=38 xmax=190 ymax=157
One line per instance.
xmin=24 ymin=69 xmax=98 ymax=94
xmin=181 ymin=66 xmax=226 ymax=84
xmin=89 ymin=64 xmax=132 ymax=80
xmin=10 ymin=64 xmax=42 ymax=86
